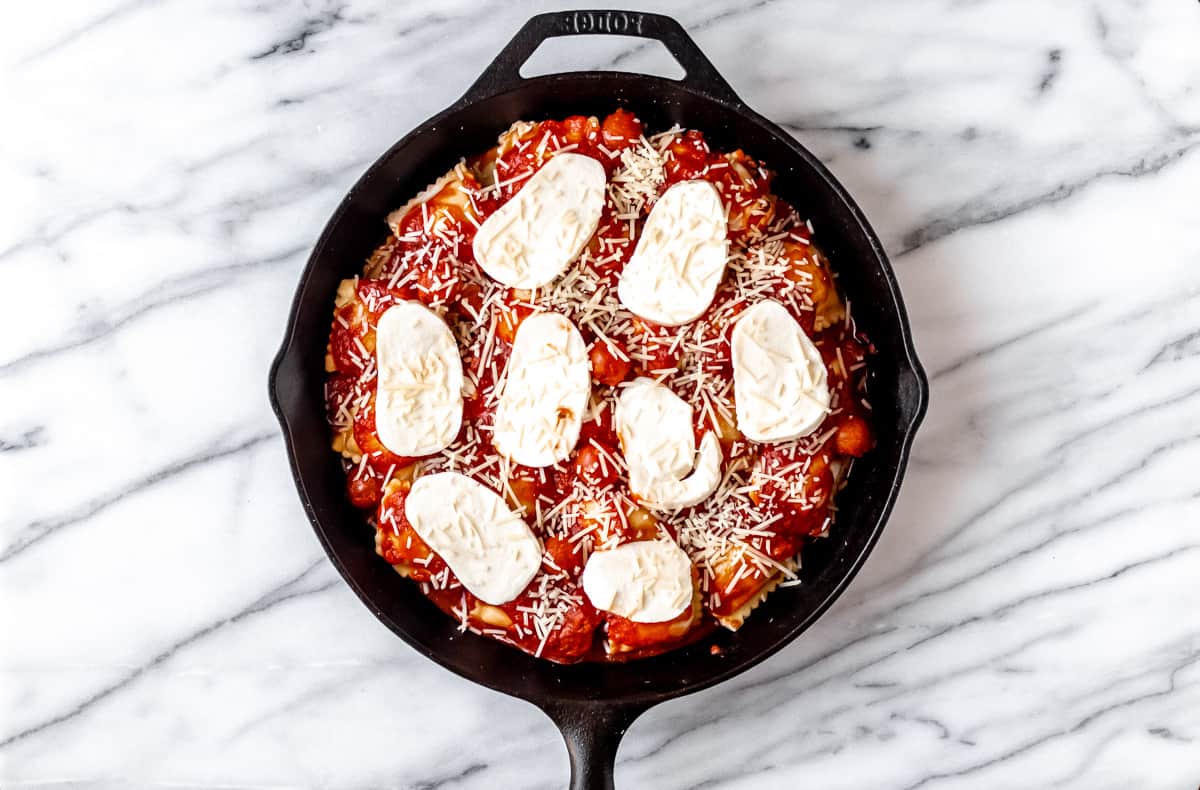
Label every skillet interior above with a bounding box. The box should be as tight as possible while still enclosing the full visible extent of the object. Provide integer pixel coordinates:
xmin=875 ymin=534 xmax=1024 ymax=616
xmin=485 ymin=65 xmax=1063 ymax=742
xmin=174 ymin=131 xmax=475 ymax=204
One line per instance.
xmin=270 ymin=71 xmax=926 ymax=708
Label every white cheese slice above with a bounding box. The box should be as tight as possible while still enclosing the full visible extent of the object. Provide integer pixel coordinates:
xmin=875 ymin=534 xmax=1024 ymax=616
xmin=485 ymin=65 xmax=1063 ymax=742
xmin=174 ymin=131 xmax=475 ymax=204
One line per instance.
xmin=731 ymin=299 xmax=831 ymax=442
xmin=617 ymin=180 xmax=729 ymax=326
xmin=614 ymin=378 xmax=723 ymax=510
xmin=374 ymin=301 xmax=464 ymax=456
xmin=582 ymin=539 xmax=694 ymax=623
xmin=472 ymin=153 xmax=606 ymax=288
xmin=493 ymin=312 xmax=591 ymax=467
xmin=405 ymin=472 xmax=542 ymax=605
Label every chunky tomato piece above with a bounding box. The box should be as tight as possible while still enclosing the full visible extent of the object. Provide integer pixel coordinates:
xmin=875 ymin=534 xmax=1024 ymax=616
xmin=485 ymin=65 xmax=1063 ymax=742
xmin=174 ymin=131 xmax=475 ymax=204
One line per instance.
xmin=505 ymin=477 xmax=539 ymax=517
xmin=600 ymin=108 xmax=643 ymax=150
xmin=573 ymin=443 xmax=619 ymax=488
xmin=453 ymin=280 xmax=485 ymax=323
xmin=325 ymin=373 xmax=358 ymax=423
xmin=578 ymin=399 xmax=617 ymax=447
xmin=836 ymin=414 xmax=873 ymax=457
xmin=328 ymin=304 xmax=369 ymax=374
xmin=356 ymin=279 xmax=405 ymax=318
xmin=547 ymin=602 xmax=603 ymax=660
xmin=664 ymin=130 xmax=711 ymax=181
xmin=543 ymin=536 xmax=584 ymax=578
xmin=604 ymin=585 xmax=698 ymax=655
xmin=589 ymin=339 xmax=632 ymax=386
xmin=347 ymin=468 xmax=383 ymax=509
xmin=562 ymin=115 xmax=599 ymax=145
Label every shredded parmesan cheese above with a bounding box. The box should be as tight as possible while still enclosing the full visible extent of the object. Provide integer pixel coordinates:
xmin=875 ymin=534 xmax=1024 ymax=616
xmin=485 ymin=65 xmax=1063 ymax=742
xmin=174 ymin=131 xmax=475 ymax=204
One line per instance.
xmin=324 ymin=113 xmax=872 ymax=660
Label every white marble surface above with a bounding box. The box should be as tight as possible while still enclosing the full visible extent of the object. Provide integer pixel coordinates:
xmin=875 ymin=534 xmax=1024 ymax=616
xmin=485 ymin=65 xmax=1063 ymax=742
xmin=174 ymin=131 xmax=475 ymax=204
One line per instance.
xmin=3 ymin=0 xmax=1200 ymax=787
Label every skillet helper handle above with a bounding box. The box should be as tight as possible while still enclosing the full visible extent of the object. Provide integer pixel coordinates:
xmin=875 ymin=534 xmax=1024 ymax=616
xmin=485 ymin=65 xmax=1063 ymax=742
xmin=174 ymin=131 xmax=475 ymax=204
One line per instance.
xmin=457 ymin=10 xmax=744 ymax=108
xmin=543 ymin=700 xmax=647 ymax=790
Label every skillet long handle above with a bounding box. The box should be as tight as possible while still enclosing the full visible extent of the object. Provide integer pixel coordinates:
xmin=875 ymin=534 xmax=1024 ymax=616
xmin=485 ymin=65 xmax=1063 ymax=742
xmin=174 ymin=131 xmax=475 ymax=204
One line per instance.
xmin=456 ymin=9 xmax=745 ymax=109
xmin=543 ymin=700 xmax=648 ymax=790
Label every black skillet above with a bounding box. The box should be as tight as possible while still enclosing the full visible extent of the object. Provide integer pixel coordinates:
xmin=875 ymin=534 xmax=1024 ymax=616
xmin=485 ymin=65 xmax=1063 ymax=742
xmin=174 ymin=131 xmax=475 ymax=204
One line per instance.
xmin=269 ymin=10 xmax=928 ymax=789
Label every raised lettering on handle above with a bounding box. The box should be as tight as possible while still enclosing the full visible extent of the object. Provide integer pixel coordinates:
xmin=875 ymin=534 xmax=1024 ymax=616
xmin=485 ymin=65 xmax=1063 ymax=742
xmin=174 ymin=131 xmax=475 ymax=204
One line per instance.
xmin=567 ymin=10 xmax=645 ymax=36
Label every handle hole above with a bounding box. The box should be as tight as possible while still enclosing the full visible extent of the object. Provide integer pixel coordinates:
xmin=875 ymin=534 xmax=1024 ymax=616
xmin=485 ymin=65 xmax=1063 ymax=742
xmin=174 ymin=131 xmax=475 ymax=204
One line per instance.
xmin=518 ymin=35 xmax=686 ymax=81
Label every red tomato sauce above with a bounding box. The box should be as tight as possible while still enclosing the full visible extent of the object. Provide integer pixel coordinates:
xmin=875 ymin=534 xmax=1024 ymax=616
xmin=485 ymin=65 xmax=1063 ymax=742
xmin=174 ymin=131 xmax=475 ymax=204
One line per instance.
xmin=324 ymin=110 xmax=874 ymax=663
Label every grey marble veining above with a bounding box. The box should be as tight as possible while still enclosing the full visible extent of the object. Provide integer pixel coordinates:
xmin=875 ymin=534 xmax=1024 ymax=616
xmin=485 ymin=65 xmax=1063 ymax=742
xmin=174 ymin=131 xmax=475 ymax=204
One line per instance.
xmin=3 ymin=0 xmax=1199 ymax=787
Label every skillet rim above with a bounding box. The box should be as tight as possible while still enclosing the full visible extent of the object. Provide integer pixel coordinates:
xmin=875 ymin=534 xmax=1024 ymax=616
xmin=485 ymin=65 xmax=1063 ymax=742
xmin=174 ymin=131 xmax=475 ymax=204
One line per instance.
xmin=268 ymin=70 xmax=928 ymax=708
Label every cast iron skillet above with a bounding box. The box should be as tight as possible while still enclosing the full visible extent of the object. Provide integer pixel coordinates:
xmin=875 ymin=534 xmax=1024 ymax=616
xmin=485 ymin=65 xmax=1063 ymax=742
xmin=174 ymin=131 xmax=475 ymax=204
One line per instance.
xmin=269 ymin=10 xmax=927 ymax=789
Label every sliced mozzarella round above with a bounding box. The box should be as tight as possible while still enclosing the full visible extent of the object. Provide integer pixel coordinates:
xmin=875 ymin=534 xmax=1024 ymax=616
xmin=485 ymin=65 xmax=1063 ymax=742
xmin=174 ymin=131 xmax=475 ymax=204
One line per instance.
xmin=615 ymin=378 xmax=723 ymax=510
xmin=374 ymin=301 xmax=464 ymax=456
xmin=582 ymin=539 xmax=694 ymax=623
xmin=731 ymin=299 xmax=831 ymax=442
xmin=493 ymin=312 xmax=591 ymax=467
xmin=617 ymin=180 xmax=729 ymax=326
xmin=405 ymin=472 xmax=542 ymax=605
xmin=472 ymin=153 xmax=607 ymax=288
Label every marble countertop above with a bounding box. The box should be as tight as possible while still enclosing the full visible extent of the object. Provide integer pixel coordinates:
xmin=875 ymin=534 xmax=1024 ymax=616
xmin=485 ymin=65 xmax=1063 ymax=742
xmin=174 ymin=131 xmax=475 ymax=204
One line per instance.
xmin=4 ymin=1 xmax=1200 ymax=787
